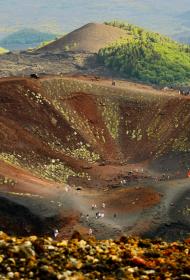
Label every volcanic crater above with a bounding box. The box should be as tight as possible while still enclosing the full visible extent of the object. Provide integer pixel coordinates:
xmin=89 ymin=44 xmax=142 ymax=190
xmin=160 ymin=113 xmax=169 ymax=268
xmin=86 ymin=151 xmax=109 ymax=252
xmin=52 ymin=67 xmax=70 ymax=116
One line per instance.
xmin=0 ymin=75 xmax=190 ymax=241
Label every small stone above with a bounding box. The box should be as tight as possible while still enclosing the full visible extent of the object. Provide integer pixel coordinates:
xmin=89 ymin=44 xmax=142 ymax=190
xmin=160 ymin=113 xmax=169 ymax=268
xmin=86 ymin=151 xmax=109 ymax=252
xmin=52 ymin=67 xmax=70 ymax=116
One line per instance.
xmin=8 ymin=258 xmax=15 ymax=265
xmin=131 ymin=256 xmax=147 ymax=265
xmin=181 ymin=275 xmax=190 ymax=280
xmin=19 ymin=267 xmax=25 ymax=272
xmin=63 ymin=271 xmax=72 ymax=277
xmin=184 ymin=249 xmax=189 ymax=255
xmin=23 ymin=241 xmax=32 ymax=247
xmin=47 ymin=245 xmax=55 ymax=250
xmin=41 ymin=265 xmax=49 ymax=271
xmin=0 ymin=255 xmax=4 ymax=263
xmin=14 ymin=272 xmax=20 ymax=278
xmin=7 ymin=267 xmax=11 ymax=272
xmin=128 ymin=267 xmax=135 ymax=273
xmin=144 ymin=270 xmax=155 ymax=275
xmin=7 ymin=272 xmax=14 ymax=278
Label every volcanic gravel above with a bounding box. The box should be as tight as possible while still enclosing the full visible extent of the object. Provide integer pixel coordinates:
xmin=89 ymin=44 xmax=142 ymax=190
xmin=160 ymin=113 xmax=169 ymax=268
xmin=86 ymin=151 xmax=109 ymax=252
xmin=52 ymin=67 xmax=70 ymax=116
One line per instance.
xmin=0 ymin=231 xmax=189 ymax=279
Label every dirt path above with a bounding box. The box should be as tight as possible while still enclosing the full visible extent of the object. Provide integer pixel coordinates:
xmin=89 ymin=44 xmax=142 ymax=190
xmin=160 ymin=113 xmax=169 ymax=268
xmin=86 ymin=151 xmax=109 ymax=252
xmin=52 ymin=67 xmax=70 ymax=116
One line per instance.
xmin=1 ymin=158 xmax=190 ymax=240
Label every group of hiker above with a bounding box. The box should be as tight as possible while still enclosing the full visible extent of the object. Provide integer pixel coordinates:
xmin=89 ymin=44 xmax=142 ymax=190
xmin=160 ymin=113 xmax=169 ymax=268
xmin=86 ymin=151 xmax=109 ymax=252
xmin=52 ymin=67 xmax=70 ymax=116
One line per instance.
xmin=179 ymin=89 xmax=190 ymax=96
xmin=30 ymin=73 xmax=117 ymax=87
xmin=31 ymin=73 xmax=190 ymax=95
xmin=162 ymin=85 xmax=190 ymax=96
xmin=91 ymin=202 xmax=106 ymax=221
xmin=87 ymin=203 xmax=106 ymax=236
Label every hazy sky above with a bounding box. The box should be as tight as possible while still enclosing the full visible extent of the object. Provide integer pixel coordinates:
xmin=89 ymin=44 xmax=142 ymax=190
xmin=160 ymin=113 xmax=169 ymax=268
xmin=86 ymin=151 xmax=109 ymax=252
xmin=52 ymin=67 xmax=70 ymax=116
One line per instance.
xmin=0 ymin=0 xmax=190 ymax=38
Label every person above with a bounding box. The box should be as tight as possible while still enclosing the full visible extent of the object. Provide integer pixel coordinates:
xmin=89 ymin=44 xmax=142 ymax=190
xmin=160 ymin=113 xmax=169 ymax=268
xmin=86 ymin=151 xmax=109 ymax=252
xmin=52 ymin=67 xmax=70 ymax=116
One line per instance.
xmin=86 ymin=214 xmax=89 ymax=221
xmin=30 ymin=73 xmax=39 ymax=79
xmin=96 ymin=212 xmax=101 ymax=219
xmin=54 ymin=229 xmax=59 ymax=238
xmin=89 ymin=228 xmax=93 ymax=235
xmin=91 ymin=204 xmax=97 ymax=210
xmin=112 ymin=80 xmax=116 ymax=86
xmin=96 ymin=212 xmax=104 ymax=219
xmin=102 ymin=202 xmax=106 ymax=209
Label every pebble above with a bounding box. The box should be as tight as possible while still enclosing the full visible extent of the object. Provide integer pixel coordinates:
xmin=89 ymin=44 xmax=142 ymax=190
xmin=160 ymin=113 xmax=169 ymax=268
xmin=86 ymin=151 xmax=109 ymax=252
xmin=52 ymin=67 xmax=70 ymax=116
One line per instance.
xmin=0 ymin=232 xmax=189 ymax=279
xmin=144 ymin=270 xmax=155 ymax=275
xmin=7 ymin=272 xmax=14 ymax=278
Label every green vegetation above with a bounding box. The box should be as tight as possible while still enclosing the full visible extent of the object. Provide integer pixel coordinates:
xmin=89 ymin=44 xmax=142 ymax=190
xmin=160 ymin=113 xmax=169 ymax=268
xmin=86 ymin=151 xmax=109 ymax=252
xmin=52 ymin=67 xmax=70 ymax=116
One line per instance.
xmin=0 ymin=47 xmax=9 ymax=54
xmin=0 ymin=152 xmax=90 ymax=184
xmin=34 ymin=40 xmax=55 ymax=50
xmin=0 ymin=175 xmax=16 ymax=186
xmin=100 ymin=98 xmax=120 ymax=140
xmin=98 ymin=21 xmax=190 ymax=86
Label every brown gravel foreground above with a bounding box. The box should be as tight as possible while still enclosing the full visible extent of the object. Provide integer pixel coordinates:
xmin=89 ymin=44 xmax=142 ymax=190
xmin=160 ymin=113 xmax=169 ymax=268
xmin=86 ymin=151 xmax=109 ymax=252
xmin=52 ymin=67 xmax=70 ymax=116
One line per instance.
xmin=0 ymin=232 xmax=189 ymax=280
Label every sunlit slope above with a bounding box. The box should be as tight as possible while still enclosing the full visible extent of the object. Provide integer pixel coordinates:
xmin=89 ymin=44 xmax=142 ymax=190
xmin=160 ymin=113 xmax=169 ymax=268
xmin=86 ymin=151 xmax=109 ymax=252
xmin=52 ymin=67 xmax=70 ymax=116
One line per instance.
xmin=0 ymin=76 xmax=190 ymax=185
xmin=35 ymin=23 xmax=127 ymax=53
xmin=0 ymin=47 xmax=9 ymax=54
xmin=98 ymin=21 xmax=190 ymax=86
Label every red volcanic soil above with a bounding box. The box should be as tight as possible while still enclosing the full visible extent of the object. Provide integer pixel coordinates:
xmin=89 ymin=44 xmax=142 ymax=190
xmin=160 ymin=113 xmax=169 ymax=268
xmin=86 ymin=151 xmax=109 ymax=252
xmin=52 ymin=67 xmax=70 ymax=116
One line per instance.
xmin=0 ymin=75 xmax=190 ymax=240
xmin=0 ymin=78 xmax=93 ymax=172
xmin=0 ymin=160 xmax=62 ymax=196
xmin=63 ymin=92 xmax=121 ymax=161
xmin=104 ymin=186 xmax=161 ymax=213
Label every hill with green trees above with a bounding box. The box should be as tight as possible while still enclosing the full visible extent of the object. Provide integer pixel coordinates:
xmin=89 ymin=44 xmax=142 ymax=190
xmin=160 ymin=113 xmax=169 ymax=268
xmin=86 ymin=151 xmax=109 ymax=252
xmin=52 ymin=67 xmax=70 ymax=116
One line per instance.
xmin=0 ymin=29 xmax=57 ymax=51
xmin=98 ymin=21 xmax=190 ymax=86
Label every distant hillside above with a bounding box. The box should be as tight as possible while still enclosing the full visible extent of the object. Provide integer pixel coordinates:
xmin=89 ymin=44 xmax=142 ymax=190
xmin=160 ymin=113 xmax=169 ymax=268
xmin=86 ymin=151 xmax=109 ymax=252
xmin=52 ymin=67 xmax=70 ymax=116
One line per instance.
xmin=178 ymin=11 xmax=190 ymax=28
xmin=1 ymin=0 xmax=190 ymax=38
xmin=98 ymin=21 xmax=190 ymax=86
xmin=36 ymin=23 xmax=127 ymax=54
xmin=0 ymin=29 xmax=57 ymax=51
xmin=172 ymin=32 xmax=190 ymax=44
